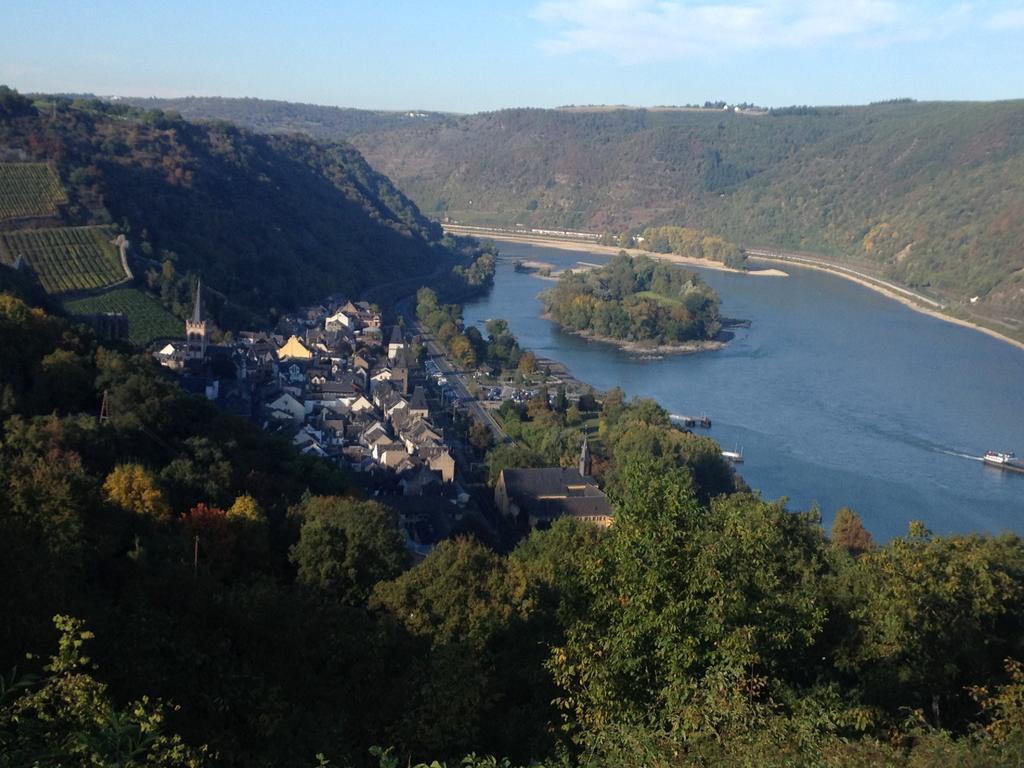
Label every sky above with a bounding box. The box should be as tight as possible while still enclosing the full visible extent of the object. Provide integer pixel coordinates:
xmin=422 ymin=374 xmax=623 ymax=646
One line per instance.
xmin=3 ymin=0 xmax=1022 ymax=112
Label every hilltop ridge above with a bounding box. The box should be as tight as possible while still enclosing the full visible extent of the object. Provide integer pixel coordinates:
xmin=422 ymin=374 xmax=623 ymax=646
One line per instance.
xmin=0 ymin=90 xmax=459 ymax=330
xmin=122 ymin=95 xmax=1024 ymax=336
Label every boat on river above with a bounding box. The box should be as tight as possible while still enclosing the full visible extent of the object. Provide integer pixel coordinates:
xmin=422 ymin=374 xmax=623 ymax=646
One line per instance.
xmin=722 ymin=448 xmax=744 ymax=464
xmin=983 ymin=451 xmax=1024 ymax=473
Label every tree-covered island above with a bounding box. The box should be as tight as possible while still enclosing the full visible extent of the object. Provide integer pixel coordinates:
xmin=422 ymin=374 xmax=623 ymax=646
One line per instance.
xmin=543 ymin=251 xmax=724 ymax=352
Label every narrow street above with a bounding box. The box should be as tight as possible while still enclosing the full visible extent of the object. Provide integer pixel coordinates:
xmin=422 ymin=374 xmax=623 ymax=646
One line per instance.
xmin=420 ymin=328 xmax=509 ymax=443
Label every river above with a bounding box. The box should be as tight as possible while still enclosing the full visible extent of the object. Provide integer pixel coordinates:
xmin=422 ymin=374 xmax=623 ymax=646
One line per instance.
xmin=462 ymin=242 xmax=1024 ymax=541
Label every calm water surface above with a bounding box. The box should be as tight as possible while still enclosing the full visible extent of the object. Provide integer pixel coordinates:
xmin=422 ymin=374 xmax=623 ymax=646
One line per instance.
xmin=463 ymin=243 xmax=1024 ymax=540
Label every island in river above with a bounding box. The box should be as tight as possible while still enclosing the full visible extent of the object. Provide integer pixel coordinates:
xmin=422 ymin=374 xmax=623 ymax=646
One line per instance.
xmin=542 ymin=251 xmax=727 ymax=353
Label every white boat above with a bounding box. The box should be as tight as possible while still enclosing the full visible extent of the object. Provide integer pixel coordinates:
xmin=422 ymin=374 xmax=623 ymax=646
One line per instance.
xmin=983 ymin=451 xmax=1024 ymax=473
xmin=983 ymin=450 xmax=1016 ymax=465
xmin=722 ymin=447 xmax=744 ymax=464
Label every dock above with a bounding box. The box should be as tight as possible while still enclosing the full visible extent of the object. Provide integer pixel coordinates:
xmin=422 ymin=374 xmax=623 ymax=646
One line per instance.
xmin=671 ymin=414 xmax=712 ymax=429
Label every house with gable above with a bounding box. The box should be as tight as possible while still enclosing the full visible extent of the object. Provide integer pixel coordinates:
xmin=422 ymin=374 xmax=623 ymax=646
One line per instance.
xmin=387 ymin=325 xmax=405 ymax=361
xmin=278 ymin=335 xmax=313 ymax=361
xmin=266 ymin=392 xmax=306 ymax=423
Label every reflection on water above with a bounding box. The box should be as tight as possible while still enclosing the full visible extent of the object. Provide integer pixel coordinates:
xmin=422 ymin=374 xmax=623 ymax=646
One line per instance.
xmin=463 ymin=243 xmax=1024 ymax=541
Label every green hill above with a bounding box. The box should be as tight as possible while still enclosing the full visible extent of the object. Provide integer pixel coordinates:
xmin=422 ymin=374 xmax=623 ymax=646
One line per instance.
xmin=135 ymin=96 xmax=1024 ymax=334
xmin=0 ymin=90 xmax=460 ymax=329
xmin=356 ymin=103 xmax=1024 ymax=332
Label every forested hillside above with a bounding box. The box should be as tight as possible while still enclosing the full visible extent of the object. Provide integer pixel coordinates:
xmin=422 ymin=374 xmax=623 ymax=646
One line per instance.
xmin=141 ymin=96 xmax=1024 ymax=332
xmin=356 ymin=103 xmax=1024 ymax=330
xmin=0 ymin=89 xmax=457 ymax=328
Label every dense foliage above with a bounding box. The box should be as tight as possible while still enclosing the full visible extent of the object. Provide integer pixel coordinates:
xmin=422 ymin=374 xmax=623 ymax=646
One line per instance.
xmin=543 ymin=252 xmax=721 ymax=345
xmin=2 ymin=290 xmax=1024 ymax=766
xmin=0 ymin=89 xmax=457 ymax=330
xmin=416 ymin=286 xmax=488 ymax=369
xmin=637 ymin=225 xmax=748 ymax=270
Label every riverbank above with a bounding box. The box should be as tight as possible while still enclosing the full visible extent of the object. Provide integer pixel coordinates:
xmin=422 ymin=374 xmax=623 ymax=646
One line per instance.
xmin=455 ymin=227 xmax=1024 ymax=352
xmin=745 ymin=250 xmax=1024 ymax=353
xmin=514 ymin=258 xmax=599 ymax=282
xmin=542 ymin=312 xmax=726 ymax=356
xmin=455 ymin=229 xmax=788 ymax=278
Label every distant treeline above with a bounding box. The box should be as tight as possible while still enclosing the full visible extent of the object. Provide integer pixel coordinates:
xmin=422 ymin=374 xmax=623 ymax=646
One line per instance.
xmin=637 ymin=225 xmax=748 ymax=269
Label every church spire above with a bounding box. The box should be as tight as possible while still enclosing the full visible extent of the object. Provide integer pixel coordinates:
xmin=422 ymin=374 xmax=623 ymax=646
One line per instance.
xmin=579 ymin=436 xmax=592 ymax=477
xmin=191 ymin=278 xmax=203 ymax=324
xmin=185 ymin=278 xmax=207 ymax=362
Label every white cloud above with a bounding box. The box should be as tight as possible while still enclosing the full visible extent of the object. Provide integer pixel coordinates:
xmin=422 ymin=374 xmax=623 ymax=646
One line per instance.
xmin=533 ymin=0 xmax=971 ymax=62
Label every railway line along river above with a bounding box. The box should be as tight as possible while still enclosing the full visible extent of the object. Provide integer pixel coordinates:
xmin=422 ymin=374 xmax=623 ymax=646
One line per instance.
xmin=462 ymin=241 xmax=1024 ymax=541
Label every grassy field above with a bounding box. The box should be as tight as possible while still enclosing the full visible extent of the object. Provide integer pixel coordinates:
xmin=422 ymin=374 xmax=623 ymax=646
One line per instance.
xmin=0 ymin=226 xmax=126 ymax=293
xmin=0 ymin=163 xmax=67 ymax=220
xmin=63 ymin=287 xmax=182 ymax=346
xmin=634 ymin=290 xmax=684 ymax=307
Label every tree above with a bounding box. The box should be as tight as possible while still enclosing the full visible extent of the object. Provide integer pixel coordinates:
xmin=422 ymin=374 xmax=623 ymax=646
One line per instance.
xmin=369 ymin=538 xmax=550 ymax=760
xmin=566 ymin=404 xmax=583 ymax=426
xmin=0 ymin=615 xmax=208 ymax=766
xmin=526 ymin=384 xmax=552 ymax=420
xmin=416 ymin=287 xmax=439 ymax=322
xmin=182 ymin=503 xmax=236 ymax=572
xmin=552 ymin=385 xmax=569 ymax=414
xmin=831 ymin=507 xmax=874 ymax=555
xmin=102 ymin=463 xmax=172 ymax=521
xmin=838 ymin=531 xmax=1024 ymax=729
xmin=289 ymin=496 xmax=407 ymax=605
xmin=552 ymin=460 xmax=829 ymax=742
xmin=486 ymin=444 xmax=545 ymax=485
xmin=36 ymin=348 xmax=95 ymax=414
xmin=226 ymin=493 xmax=263 ymax=524
xmin=225 ymin=494 xmax=269 ymax=566
xmin=447 ymin=333 xmax=477 ymax=369
xmin=517 ymin=351 xmax=537 ymax=375
xmin=599 ymin=387 xmax=626 ymax=428
xmin=468 ymin=420 xmax=494 ymax=453
xmin=0 ymin=85 xmax=35 ymax=118
xmin=436 ymin=321 xmax=459 ymax=346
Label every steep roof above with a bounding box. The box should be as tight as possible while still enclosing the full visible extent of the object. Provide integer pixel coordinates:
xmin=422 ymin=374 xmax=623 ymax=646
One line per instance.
xmin=500 ymin=467 xmax=612 ymax=522
xmin=278 ymin=335 xmax=312 ymax=360
xmin=410 ymin=386 xmax=428 ymax=411
xmin=502 ymin=467 xmax=599 ymax=497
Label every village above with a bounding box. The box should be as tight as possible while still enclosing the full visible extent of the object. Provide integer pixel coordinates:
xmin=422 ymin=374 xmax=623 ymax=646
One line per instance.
xmin=155 ymin=283 xmax=613 ymax=557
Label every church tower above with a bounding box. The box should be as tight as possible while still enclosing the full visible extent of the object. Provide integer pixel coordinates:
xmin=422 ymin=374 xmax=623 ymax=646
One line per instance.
xmin=579 ymin=436 xmax=592 ymax=478
xmin=185 ymin=279 xmax=207 ymax=361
